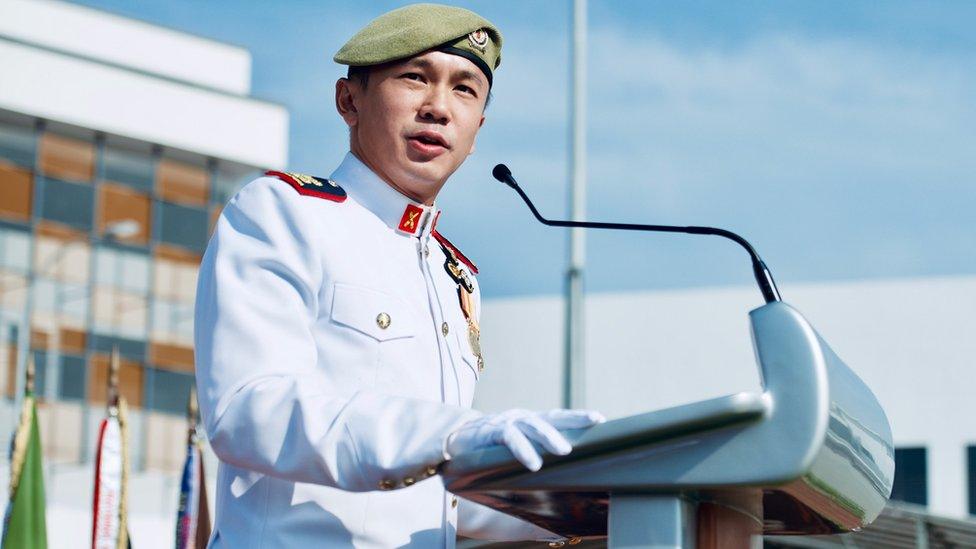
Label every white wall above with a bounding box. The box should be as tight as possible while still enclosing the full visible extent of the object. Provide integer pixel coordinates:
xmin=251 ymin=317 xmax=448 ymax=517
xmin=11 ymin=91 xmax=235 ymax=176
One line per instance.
xmin=0 ymin=0 xmax=251 ymax=95
xmin=476 ymin=275 xmax=976 ymax=518
xmin=0 ymin=38 xmax=288 ymax=169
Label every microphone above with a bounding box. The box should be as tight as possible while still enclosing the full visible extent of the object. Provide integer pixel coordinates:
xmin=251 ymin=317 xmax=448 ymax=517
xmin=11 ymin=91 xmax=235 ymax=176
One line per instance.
xmin=491 ymin=164 xmax=782 ymax=303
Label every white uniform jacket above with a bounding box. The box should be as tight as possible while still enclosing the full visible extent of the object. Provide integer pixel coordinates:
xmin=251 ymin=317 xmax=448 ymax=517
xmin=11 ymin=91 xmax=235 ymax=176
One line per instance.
xmin=195 ymin=152 xmax=556 ymax=548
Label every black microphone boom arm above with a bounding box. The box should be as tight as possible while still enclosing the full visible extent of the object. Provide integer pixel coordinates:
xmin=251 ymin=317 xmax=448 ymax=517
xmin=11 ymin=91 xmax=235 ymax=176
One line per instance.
xmin=492 ymin=164 xmax=781 ymax=303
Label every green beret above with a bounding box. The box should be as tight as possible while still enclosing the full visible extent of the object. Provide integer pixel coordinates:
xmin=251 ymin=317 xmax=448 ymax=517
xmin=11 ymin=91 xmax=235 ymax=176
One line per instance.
xmin=334 ymin=3 xmax=502 ymax=86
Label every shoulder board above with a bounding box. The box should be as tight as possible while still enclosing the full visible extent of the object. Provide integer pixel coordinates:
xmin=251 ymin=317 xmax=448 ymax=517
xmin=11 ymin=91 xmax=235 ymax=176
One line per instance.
xmin=265 ymin=170 xmax=347 ymax=203
xmin=432 ymin=229 xmax=478 ymax=275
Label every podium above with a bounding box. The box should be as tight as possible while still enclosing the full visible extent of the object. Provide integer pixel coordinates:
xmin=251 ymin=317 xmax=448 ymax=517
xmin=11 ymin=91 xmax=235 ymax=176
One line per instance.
xmin=443 ymin=302 xmax=894 ymax=548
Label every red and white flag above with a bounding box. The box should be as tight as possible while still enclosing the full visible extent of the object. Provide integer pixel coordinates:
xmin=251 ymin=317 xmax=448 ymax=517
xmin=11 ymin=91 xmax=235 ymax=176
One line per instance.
xmin=91 ymin=350 xmax=129 ymax=549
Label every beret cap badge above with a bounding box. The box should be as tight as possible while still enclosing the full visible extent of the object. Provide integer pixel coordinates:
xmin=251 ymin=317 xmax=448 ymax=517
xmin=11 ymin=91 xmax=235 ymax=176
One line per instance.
xmin=468 ymin=29 xmax=489 ymax=52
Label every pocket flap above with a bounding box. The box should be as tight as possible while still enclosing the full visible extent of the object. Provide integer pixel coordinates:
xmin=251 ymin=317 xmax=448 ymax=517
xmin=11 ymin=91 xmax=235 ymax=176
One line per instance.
xmin=331 ymin=283 xmax=417 ymax=341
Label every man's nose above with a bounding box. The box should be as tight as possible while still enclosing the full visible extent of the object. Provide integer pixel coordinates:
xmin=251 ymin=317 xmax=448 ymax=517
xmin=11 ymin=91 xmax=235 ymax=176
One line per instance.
xmin=419 ymin=87 xmax=451 ymax=124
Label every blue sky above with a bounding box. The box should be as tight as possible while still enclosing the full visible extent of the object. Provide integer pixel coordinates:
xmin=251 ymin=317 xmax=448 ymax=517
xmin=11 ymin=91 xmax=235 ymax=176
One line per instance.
xmin=73 ymin=1 xmax=976 ymax=299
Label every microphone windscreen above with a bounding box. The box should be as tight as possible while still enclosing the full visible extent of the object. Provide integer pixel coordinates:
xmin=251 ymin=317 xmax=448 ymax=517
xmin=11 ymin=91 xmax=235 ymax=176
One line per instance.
xmin=492 ymin=164 xmax=512 ymax=183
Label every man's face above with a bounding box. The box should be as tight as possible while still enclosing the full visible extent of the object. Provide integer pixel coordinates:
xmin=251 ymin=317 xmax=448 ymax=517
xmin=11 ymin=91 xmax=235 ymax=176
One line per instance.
xmin=336 ymin=50 xmax=488 ymax=204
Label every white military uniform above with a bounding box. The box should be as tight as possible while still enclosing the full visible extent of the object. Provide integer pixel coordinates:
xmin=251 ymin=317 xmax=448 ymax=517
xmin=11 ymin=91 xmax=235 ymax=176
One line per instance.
xmin=195 ymin=152 xmax=556 ymax=548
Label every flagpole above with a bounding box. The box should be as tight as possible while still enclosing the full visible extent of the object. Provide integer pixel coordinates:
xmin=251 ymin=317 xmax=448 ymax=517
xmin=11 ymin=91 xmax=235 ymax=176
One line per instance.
xmin=564 ymin=0 xmax=587 ymax=409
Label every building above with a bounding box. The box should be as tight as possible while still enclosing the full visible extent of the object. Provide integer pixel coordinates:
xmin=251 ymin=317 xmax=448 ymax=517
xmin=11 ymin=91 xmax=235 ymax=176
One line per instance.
xmin=0 ymin=0 xmax=286 ymax=546
xmin=2 ymin=1 xmax=973 ymax=548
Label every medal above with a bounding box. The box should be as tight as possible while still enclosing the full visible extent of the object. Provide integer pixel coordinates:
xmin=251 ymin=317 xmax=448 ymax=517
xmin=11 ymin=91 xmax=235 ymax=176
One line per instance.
xmin=440 ymin=241 xmax=485 ymax=371
xmin=467 ymin=319 xmax=484 ymax=373
xmin=442 ymin=245 xmax=475 ymax=293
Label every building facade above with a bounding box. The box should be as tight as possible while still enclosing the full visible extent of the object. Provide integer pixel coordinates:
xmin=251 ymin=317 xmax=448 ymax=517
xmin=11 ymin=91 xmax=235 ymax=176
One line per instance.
xmin=0 ymin=1 xmax=286 ymax=545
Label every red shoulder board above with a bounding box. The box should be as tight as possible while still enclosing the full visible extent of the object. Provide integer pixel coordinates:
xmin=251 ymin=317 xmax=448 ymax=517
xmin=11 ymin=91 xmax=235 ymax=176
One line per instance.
xmin=266 ymin=170 xmax=347 ymax=202
xmin=432 ymin=229 xmax=478 ymax=275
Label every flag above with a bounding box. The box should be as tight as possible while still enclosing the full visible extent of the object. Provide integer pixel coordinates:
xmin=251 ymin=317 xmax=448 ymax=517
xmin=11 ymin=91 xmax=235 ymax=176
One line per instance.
xmin=92 ymin=348 xmax=130 ymax=549
xmin=1 ymin=355 xmax=47 ymax=548
xmin=175 ymin=386 xmax=211 ymax=549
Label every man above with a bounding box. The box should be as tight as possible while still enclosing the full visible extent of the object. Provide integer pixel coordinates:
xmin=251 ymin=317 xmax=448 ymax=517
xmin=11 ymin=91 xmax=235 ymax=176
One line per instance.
xmin=194 ymin=4 xmax=603 ymax=547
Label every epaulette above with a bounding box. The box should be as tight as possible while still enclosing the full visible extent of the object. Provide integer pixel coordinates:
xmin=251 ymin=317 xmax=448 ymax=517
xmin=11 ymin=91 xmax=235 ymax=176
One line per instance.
xmin=265 ymin=170 xmax=347 ymax=203
xmin=432 ymin=229 xmax=478 ymax=275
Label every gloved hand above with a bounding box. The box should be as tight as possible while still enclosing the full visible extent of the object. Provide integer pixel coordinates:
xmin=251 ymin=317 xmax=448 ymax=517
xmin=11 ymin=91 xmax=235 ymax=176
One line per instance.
xmin=445 ymin=409 xmax=605 ymax=472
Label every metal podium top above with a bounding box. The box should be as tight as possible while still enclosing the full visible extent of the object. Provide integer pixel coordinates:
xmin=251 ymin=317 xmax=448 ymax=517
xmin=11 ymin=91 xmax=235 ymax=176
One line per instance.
xmin=443 ymin=302 xmax=895 ymax=537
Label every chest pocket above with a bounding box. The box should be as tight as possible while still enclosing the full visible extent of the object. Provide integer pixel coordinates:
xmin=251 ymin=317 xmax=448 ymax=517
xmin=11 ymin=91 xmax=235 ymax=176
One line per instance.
xmin=331 ymin=282 xmax=417 ymax=341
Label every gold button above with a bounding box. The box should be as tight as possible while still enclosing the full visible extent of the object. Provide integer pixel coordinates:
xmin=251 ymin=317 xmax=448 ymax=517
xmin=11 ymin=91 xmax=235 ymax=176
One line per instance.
xmin=425 ymin=465 xmax=438 ymax=477
xmin=378 ymin=479 xmax=395 ymax=490
xmin=376 ymin=313 xmax=391 ymax=329
xmin=548 ymin=542 xmax=565 ymax=548
xmin=568 ymin=538 xmax=583 ymax=545
xmin=451 ymin=496 xmax=458 ymax=508
xmin=441 ymin=322 xmax=449 ymax=336
xmin=403 ymin=477 xmax=415 ymax=486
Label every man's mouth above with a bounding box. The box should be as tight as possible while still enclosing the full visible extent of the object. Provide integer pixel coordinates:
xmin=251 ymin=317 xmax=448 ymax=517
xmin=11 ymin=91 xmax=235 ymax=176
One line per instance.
xmin=408 ymin=131 xmax=450 ymax=149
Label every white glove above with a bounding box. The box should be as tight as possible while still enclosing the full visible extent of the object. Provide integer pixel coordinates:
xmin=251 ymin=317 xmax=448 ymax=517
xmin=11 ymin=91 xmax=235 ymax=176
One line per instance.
xmin=445 ymin=409 xmax=605 ymax=472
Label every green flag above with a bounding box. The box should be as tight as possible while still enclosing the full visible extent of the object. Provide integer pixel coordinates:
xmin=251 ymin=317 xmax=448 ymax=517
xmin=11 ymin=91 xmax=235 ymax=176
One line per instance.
xmin=2 ymin=395 xmax=47 ymax=549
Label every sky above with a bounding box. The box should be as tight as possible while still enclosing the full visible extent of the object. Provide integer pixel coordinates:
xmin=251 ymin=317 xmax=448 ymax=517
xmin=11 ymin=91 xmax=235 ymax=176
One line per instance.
xmin=72 ymin=0 xmax=976 ymax=300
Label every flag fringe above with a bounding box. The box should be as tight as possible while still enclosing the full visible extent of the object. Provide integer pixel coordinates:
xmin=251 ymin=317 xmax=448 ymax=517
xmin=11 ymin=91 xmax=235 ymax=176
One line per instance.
xmin=7 ymin=397 xmax=34 ymax=498
xmin=117 ymin=397 xmax=129 ymax=549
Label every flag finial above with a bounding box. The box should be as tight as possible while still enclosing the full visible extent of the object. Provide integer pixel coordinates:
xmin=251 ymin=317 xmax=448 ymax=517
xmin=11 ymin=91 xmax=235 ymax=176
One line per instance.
xmin=108 ymin=346 xmax=121 ymax=412
xmin=187 ymin=385 xmax=199 ymax=444
xmin=25 ymin=353 xmax=35 ymax=397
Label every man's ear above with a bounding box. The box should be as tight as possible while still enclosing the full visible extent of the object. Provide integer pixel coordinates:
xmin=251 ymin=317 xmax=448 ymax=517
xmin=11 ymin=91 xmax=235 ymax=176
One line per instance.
xmin=468 ymin=115 xmax=486 ymax=155
xmin=335 ymin=78 xmax=359 ymax=127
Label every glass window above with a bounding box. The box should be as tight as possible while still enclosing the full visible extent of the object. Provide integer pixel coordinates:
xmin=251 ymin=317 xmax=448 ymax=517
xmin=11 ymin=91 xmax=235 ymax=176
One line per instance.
xmin=58 ymin=327 xmax=86 ymax=355
xmin=0 ymin=164 xmax=33 ymax=222
xmin=209 ymin=205 xmax=222 ymax=236
xmin=57 ymin=354 xmax=86 ymax=401
xmin=31 ymin=350 xmax=47 ymax=398
xmin=33 ymin=233 xmax=89 ymax=284
xmin=151 ymin=299 xmax=193 ymax=345
xmin=153 ymin=248 xmax=199 ymax=302
xmin=157 ymin=159 xmax=209 ymax=205
xmin=3 ymin=325 xmax=19 ymax=399
xmin=145 ymin=367 xmax=193 ymax=414
xmin=158 ymin=202 xmax=208 ymax=252
xmin=103 ymin=144 xmax=154 ymax=192
xmin=891 ymin=447 xmax=927 ymax=506
xmin=58 ymin=282 xmax=89 ymax=329
xmin=0 ymin=121 xmax=35 ymax=168
xmin=0 ymin=271 xmax=28 ymax=313
xmin=31 ymin=279 xmax=88 ymax=338
xmin=88 ymin=333 xmax=145 ymax=360
xmin=92 ymin=288 xmax=147 ymax=340
xmin=39 ymin=178 xmax=94 ymax=231
xmin=119 ymin=251 xmax=150 ymax=294
xmin=148 ymin=341 xmax=194 ymax=371
xmin=38 ymin=133 xmax=94 ymax=183
xmin=212 ymin=165 xmax=257 ymax=206
xmin=94 ymin=247 xmax=116 ymax=287
xmin=0 ymin=227 xmax=30 ymax=273
xmin=88 ymin=353 xmax=144 ymax=408
xmin=32 ymin=277 xmax=58 ymax=317
xmin=94 ymin=247 xmax=149 ymax=294
xmin=969 ymin=446 xmax=976 ymax=515
xmin=99 ymin=184 xmax=150 ymax=245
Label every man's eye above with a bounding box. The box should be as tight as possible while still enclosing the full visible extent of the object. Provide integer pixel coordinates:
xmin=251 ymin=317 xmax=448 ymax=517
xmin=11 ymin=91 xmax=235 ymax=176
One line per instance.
xmin=402 ymin=73 xmax=424 ymax=81
xmin=456 ymin=85 xmax=476 ymax=97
